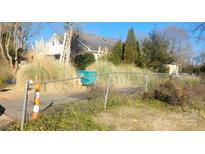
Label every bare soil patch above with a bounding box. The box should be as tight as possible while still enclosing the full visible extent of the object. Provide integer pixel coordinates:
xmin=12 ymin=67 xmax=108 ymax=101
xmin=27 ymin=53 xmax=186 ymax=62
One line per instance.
xmin=95 ymin=106 xmax=205 ymax=131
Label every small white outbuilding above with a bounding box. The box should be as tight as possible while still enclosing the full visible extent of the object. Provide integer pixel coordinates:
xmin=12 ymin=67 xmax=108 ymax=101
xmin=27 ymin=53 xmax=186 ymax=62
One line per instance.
xmin=166 ymin=63 xmax=179 ymax=75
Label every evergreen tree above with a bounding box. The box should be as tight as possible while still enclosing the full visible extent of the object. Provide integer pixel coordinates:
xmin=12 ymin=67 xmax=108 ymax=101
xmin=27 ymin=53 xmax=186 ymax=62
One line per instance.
xmin=108 ymin=41 xmax=124 ymax=65
xmin=135 ymin=40 xmax=142 ymax=66
xmin=74 ymin=52 xmax=95 ymax=70
xmin=123 ymin=28 xmax=140 ymax=65
xmin=142 ymin=29 xmax=174 ymax=72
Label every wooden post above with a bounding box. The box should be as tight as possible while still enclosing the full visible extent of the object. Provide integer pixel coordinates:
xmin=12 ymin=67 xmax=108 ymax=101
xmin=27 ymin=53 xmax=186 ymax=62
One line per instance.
xmin=104 ymin=73 xmax=111 ymax=109
xmin=20 ymin=80 xmax=29 ymax=131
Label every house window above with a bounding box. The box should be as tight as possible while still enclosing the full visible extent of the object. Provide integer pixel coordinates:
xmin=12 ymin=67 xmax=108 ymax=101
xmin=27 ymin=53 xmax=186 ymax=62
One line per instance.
xmin=52 ymin=41 xmax=55 ymax=46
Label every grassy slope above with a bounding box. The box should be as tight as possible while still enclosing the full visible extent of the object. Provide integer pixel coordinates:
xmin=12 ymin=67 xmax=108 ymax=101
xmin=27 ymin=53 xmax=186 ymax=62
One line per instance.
xmin=9 ymin=99 xmax=111 ymax=131
xmin=8 ymin=91 xmax=205 ymax=131
xmin=95 ymin=99 xmax=205 ymax=131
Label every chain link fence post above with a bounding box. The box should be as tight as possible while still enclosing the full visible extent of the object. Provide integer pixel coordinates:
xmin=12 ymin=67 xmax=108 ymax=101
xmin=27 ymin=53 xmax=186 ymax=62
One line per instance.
xmin=104 ymin=73 xmax=112 ymax=109
xmin=20 ymin=80 xmax=29 ymax=131
xmin=145 ymin=73 xmax=149 ymax=93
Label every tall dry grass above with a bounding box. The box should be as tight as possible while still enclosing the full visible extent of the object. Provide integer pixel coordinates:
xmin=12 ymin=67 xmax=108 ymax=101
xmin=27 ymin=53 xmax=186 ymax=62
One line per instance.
xmin=87 ymin=61 xmax=150 ymax=73
xmin=16 ymin=40 xmax=76 ymax=87
xmin=87 ymin=61 xmax=152 ymax=89
xmin=17 ymin=55 xmax=74 ymax=81
xmin=87 ymin=61 xmax=199 ymax=90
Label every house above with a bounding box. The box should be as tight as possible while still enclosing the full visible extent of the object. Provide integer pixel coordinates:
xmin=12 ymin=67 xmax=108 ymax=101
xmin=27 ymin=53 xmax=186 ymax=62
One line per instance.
xmin=46 ymin=32 xmax=119 ymax=60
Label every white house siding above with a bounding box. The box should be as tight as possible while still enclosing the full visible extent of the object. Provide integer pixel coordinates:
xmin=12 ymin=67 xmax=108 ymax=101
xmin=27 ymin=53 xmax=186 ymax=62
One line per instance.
xmin=47 ymin=35 xmax=63 ymax=55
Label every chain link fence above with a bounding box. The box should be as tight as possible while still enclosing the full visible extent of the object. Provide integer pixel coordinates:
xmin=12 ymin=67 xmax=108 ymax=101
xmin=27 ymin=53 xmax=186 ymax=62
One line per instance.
xmin=20 ymin=72 xmax=176 ymax=130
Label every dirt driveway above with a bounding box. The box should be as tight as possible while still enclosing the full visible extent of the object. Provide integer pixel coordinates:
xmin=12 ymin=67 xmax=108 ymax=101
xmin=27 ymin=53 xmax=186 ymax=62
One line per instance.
xmin=0 ymin=86 xmax=88 ymax=122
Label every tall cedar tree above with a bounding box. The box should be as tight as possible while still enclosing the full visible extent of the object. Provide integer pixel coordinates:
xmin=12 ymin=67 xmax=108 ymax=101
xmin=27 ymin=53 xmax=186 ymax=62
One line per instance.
xmin=142 ymin=29 xmax=174 ymax=72
xmin=123 ymin=28 xmax=140 ymax=64
xmin=108 ymin=41 xmax=124 ymax=65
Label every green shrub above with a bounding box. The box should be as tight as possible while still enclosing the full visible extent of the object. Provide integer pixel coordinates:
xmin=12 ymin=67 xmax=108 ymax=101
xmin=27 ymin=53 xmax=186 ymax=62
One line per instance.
xmin=193 ymin=67 xmax=201 ymax=75
xmin=74 ymin=52 xmax=95 ymax=70
xmin=182 ymin=64 xmax=205 ymax=75
xmin=182 ymin=65 xmax=193 ymax=74
xmin=200 ymin=63 xmax=205 ymax=73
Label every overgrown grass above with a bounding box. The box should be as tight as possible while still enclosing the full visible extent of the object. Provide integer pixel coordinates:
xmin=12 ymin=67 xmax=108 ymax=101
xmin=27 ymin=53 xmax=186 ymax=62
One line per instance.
xmin=24 ymin=104 xmax=109 ymax=131
xmin=87 ymin=61 xmax=150 ymax=73
xmin=16 ymin=55 xmax=76 ymax=86
xmin=17 ymin=40 xmax=76 ymax=86
xmin=144 ymin=76 xmax=205 ymax=117
xmin=8 ymin=58 xmax=204 ymax=130
xmin=8 ymin=98 xmax=110 ymax=131
xmin=8 ymin=84 xmax=205 ymax=131
xmin=8 ymin=90 xmax=139 ymax=131
xmin=88 ymin=61 xmax=153 ymax=89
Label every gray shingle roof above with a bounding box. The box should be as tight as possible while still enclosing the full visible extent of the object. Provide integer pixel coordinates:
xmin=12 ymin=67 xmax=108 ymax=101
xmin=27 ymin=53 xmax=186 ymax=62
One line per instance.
xmin=56 ymin=32 xmax=119 ymax=51
xmin=78 ymin=33 xmax=119 ymax=51
xmin=56 ymin=33 xmax=64 ymax=41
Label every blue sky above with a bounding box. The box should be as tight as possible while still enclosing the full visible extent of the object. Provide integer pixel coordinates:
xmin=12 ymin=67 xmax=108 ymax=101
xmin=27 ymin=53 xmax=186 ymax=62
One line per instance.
xmin=32 ymin=22 xmax=205 ymax=57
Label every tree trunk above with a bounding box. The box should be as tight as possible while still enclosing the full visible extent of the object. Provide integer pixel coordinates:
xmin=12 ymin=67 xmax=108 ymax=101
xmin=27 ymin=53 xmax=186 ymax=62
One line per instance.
xmin=0 ymin=25 xmax=5 ymax=59
xmin=5 ymin=47 xmax=13 ymax=69
xmin=5 ymin=32 xmax=13 ymax=70
xmin=0 ymin=43 xmax=5 ymax=59
xmin=12 ymin=48 xmax=18 ymax=75
xmin=65 ymin=23 xmax=72 ymax=65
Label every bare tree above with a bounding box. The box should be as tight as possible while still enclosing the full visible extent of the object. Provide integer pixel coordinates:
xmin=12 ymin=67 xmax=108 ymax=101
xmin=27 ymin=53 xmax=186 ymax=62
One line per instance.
xmin=162 ymin=25 xmax=192 ymax=65
xmin=192 ymin=22 xmax=205 ymax=42
xmin=4 ymin=23 xmax=14 ymax=69
xmin=199 ymin=52 xmax=205 ymax=64
xmin=20 ymin=22 xmax=41 ymax=50
xmin=0 ymin=22 xmax=40 ymax=75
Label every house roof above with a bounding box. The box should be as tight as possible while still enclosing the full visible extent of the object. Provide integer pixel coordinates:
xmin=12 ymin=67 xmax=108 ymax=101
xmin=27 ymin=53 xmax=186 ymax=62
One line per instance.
xmin=48 ymin=33 xmax=64 ymax=43
xmin=54 ymin=32 xmax=119 ymax=51
xmin=77 ymin=33 xmax=119 ymax=51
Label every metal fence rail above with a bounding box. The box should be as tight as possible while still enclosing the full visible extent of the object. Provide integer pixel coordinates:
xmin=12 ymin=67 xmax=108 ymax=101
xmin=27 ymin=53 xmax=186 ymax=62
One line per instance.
xmin=20 ymin=72 xmax=177 ymax=130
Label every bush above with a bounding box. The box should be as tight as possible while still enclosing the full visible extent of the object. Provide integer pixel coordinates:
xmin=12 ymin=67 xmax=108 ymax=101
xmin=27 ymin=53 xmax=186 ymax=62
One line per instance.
xmin=192 ymin=66 xmax=201 ymax=75
xmin=87 ymin=84 xmax=105 ymax=100
xmin=200 ymin=63 xmax=205 ymax=73
xmin=145 ymin=80 xmax=188 ymax=106
xmin=74 ymin=52 xmax=95 ymax=70
xmin=182 ymin=64 xmax=205 ymax=75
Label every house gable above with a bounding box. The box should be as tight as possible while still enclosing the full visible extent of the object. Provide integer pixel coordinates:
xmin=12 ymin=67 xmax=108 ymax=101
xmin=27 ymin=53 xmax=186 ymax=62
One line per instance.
xmin=47 ymin=33 xmax=63 ymax=55
xmin=45 ymin=32 xmax=119 ymax=59
xmin=48 ymin=33 xmax=63 ymax=45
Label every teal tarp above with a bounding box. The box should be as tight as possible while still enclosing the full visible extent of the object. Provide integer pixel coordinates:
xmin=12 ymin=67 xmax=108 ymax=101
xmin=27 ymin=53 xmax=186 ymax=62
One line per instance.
xmin=77 ymin=70 xmax=96 ymax=86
